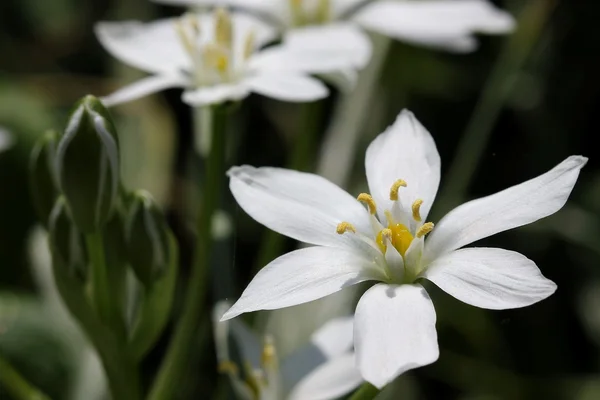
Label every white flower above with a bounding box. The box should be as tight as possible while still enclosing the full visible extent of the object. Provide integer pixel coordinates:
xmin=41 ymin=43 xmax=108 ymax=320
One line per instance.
xmin=0 ymin=126 xmax=13 ymax=152
xmin=221 ymin=109 xmax=587 ymax=388
xmin=95 ymin=9 xmax=330 ymax=106
xmin=213 ymin=302 xmax=363 ymax=400
xmin=153 ymin=0 xmax=516 ymax=68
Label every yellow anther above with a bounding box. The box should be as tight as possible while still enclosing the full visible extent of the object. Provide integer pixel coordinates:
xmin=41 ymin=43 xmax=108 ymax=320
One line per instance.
xmin=416 ymin=222 xmax=435 ymax=238
xmin=412 ymin=199 xmax=423 ymax=222
xmin=261 ymin=336 xmax=277 ymax=369
xmin=218 ymin=361 xmax=239 ymax=375
xmin=214 ymin=8 xmax=233 ymax=49
xmin=357 ymin=193 xmax=377 ymax=215
xmin=389 ymin=179 xmax=407 ymax=201
xmin=243 ymin=30 xmax=256 ymax=60
xmin=336 ymin=222 xmax=356 ymax=235
xmin=289 ymin=0 xmax=306 ymax=26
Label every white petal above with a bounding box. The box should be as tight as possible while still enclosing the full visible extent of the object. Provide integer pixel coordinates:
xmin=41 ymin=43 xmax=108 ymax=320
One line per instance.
xmin=228 ymin=165 xmax=373 ymax=248
xmin=365 ymin=109 xmax=441 ymax=221
xmin=354 ymin=0 xmax=515 ymax=52
xmin=221 ymin=247 xmax=381 ymax=320
xmin=281 ymin=316 xmax=354 ymax=391
xmin=245 ymin=73 xmax=328 ymax=102
xmin=331 ymin=0 xmax=367 ymax=19
xmin=101 ymin=74 xmax=188 ymax=106
xmin=311 ymin=316 xmax=355 ymax=359
xmin=355 ymin=283 xmax=439 ymax=388
xmin=288 ymin=353 xmax=363 ymax=400
xmin=422 ymin=247 xmax=557 ymax=310
xmin=424 ymin=156 xmax=588 ymax=262
xmin=182 ymin=84 xmax=250 ymax=106
xmin=95 ymin=19 xmax=191 ymax=74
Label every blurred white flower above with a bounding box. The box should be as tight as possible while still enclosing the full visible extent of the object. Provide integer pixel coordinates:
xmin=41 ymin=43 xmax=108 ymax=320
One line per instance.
xmin=95 ymin=9 xmax=330 ymax=106
xmin=153 ymin=0 xmax=516 ymax=64
xmin=221 ymin=109 xmax=587 ymax=388
xmin=0 ymin=126 xmax=13 ymax=151
xmin=213 ymin=302 xmax=362 ymax=400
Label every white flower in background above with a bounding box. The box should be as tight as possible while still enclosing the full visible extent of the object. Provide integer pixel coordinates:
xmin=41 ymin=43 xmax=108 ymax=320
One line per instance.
xmin=95 ymin=9 xmax=329 ymax=106
xmin=221 ymin=109 xmax=587 ymax=388
xmin=213 ymin=302 xmax=362 ymax=399
xmin=153 ymin=0 xmax=516 ymax=63
xmin=0 ymin=126 xmax=13 ymax=151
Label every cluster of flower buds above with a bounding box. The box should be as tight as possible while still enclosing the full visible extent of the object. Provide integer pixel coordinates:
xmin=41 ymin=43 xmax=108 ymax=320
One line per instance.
xmin=29 ymin=95 xmax=178 ymax=350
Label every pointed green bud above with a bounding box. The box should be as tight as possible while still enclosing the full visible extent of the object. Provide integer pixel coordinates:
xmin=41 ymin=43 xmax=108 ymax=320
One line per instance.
xmin=48 ymin=197 xmax=88 ymax=281
xmin=125 ymin=191 xmax=172 ymax=286
xmin=56 ymin=95 xmax=120 ymax=233
xmin=29 ymin=130 xmax=60 ymax=225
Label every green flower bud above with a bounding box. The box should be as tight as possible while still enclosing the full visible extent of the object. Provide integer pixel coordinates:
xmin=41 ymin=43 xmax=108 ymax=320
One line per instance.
xmin=29 ymin=130 xmax=60 ymax=225
xmin=48 ymin=197 xmax=87 ymax=281
xmin=125 ymin=191 xmax=171 ymax=286
xmin=56 ymin=95 xmax=120 ymax=233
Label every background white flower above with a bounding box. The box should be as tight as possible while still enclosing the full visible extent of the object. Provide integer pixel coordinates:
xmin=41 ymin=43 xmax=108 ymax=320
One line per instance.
xmin=152 ymin=0 xmax=516 ymax=64
xmin=0 ymin=126 xmax=13 ymax=152
xmin=220 ymin=109 xmax=587 ymax=388
xmin=95 ymin=9 xmax=329 ymax=106
xmin=213 ymin=302 xmax=362 ymax=400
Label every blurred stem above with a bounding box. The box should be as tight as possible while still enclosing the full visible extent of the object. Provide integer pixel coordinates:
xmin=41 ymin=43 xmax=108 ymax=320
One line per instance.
xmin=51 ymin=254 xmax=140 ymax=400
xmin=349 ymin=383 xmax=380 ymax=400
xmin=316 ymin=34 xmax=391 ymax=187
xmin=85 ymin=232 xmax=116 ymax=332
xmin=148 ymin=105 xmax=228 ymax=400
xmin=435 ymin=0 xmax=555 ymax=213
xmin=253 ymin=100 xmax=324 ymax=274
xmin=0 ymin=355 xmax=51 ymax=400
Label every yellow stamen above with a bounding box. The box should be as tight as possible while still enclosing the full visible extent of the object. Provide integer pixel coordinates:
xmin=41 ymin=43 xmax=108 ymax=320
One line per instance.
xmin=412 ymin=199 xmax=423 ymax=222
xmin=185 ymin=13 xmax=201 ymax=37
xmin=357 ymin=193 xmax=377 ymax=215
xmin=336 ymin=222 xmax=356 ymax=235
xmin=174 ymin=20 xmax=196 ymax=56
xmin=375 ymin=228 xmax=392 ymax=253
xmin=214 ymin=8 xmax=233 ymax=49
xmin=389 ymin=179 xmax=407 ymax=201
xmin=316 ymin=0 xmax=331 ymax=23
xmin=416 ymin=222 xmax=435 ymax=238
xmin=289 ymin=0 xmax=305 ymax=26
xmin=243 ymin=30 xmax=256 ymax=60
xmin=218 ymin=361 xmax=239 ymax=375
xmin=261 ymin=336 xmax=277 ymax=368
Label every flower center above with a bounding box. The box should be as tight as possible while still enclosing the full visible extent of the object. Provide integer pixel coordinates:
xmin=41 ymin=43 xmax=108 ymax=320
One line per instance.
xmin=174 ymin=9 xmax=256 ymax=87
xmin=336 ymin=179 xmax=435 ymax=281
xmin=289 ymin=0 xmax=332 ymax=26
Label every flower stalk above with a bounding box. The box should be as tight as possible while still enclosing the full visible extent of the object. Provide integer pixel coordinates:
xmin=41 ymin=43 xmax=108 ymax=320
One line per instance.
xmin=148 ymin=105 xmax=229 ymax=400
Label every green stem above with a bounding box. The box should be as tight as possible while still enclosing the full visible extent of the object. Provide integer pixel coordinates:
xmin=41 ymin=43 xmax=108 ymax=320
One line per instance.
xmin=434 ymin=0 xmax=554 ymax=214
xmin=316 ymin=34 xmax=392 ymax=187
xmin=85 ymin=233 xmax=113 ymax=329
xmin=148 ymin=105 xmax=228 ymax=400
xmin=253 ymin=100 xmax=323 ymax=274
xmin=51 ymin=254 xmax=140 ymax=400
xmin=349 ymin=383 xmax=380 ymax=400
xmin=0 ymin=354 xmax=51 ymax=400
